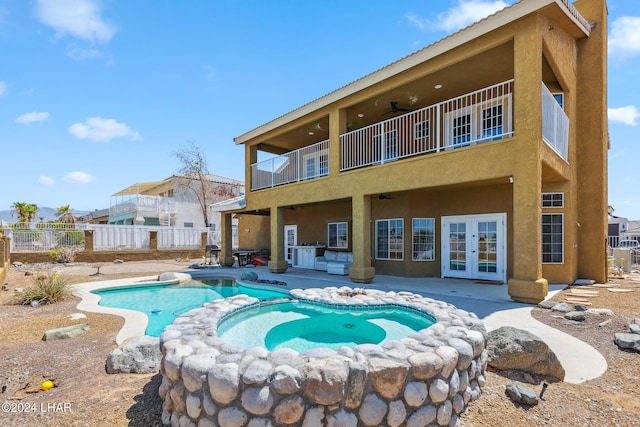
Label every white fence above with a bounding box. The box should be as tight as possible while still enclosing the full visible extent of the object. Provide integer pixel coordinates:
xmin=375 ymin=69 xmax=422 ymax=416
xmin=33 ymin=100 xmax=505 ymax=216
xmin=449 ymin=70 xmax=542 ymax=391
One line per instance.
xmin=5 ymin=224 xmax=238 ymax=252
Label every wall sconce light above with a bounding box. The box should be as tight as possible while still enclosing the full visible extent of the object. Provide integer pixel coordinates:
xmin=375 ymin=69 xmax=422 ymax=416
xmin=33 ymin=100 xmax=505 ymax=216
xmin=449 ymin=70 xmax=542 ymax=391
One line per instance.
xmin=509 ymin=176 xmax=514 ymax=184
xmin=357 ymin=113 xmax=364 ymax=118
xmin=245 ymin=228 xmax=250 ymax=233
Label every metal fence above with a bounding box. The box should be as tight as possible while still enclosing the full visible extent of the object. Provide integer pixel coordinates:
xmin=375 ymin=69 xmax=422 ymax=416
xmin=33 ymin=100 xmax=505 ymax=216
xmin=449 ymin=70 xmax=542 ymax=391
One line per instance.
xmin=5 ymin=224 xmax=238 ymax=252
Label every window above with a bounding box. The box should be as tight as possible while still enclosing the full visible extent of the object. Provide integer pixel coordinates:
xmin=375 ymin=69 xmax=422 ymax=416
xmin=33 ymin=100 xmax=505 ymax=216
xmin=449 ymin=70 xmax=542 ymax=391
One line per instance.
xmin=302 ymin=150 xmax=329 ymax=180
xmin=552 ymin=93 xmax=564 ymax=109
xmin=376 ymin=219 xmax=404 ymax=260
xmin=328 ymin=222 xmax=348 ymax=249
xmin=415 ymin=121 xmax=430 ymax=140
xmin=542 ymin=193 xmax=564 ymax=208
xmin=444 ymin=91 xmax=512 ymax=148
xmin=184 ymin=222 xmax=194 ymax=228
xmin=373 ymin=130 xmax=398 ymax=161
xmin=481 ymin=105 xmax=503 ymax=140
xmin=453 ymin=114 xmax=472 ymax=145
xmin=412 ymin=218 xmax=435 ymax=261
xmin=542 ymin=214 xmax=563 ymax=263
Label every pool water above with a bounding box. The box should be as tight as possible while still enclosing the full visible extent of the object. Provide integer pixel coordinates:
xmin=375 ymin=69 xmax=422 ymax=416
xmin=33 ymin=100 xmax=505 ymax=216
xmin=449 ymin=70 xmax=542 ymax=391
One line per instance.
xmin=217 ymin=301 xmax=435 ymax=353
xmin=94 ymin=279 xmax=286 ymax=337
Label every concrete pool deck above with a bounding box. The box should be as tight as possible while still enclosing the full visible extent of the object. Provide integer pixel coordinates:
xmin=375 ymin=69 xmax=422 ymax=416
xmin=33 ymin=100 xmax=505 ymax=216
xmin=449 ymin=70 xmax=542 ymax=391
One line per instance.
xmin=73 ymin=262 xmax=607 ymax=384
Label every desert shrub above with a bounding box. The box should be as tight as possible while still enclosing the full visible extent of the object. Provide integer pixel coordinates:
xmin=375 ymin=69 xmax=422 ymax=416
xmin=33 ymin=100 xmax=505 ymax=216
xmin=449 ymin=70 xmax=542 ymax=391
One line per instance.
xmin=13 ymin=272 xmax=72 ymax=305
xmin=49 ymin=247 xmax=76 ymax=263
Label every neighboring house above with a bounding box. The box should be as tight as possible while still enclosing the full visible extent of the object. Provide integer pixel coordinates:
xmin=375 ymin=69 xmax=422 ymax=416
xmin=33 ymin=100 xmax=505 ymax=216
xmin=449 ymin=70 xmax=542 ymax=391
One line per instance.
xmin=218 ymin=0 xmax=608 ymax=303
xmin=109 ymin=174 xmax=243 ymax=231
xmin=78 ymin=208 xmax=110 ymax=224
xmin=608 ymin=214 xmax=640 ymax=247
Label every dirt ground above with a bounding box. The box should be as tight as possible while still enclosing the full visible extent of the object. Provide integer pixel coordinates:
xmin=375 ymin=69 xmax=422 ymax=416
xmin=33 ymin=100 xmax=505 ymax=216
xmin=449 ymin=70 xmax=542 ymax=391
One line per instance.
xmin=0 ymin=260 xmax=639 ymax=427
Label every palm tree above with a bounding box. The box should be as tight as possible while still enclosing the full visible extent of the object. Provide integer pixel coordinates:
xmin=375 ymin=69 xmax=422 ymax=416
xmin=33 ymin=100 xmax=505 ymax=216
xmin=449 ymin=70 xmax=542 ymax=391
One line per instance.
xmin=56 ymin=205 xmax=76 ymax=224
xmin=24 ymin=203 xmax=38 ymax=224
xmin=11 ymin=202 xmax=28 ymax=222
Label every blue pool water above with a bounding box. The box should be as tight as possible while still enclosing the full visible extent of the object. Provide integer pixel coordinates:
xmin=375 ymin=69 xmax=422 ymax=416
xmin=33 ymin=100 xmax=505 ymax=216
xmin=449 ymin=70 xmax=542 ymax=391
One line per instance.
xmin=94 ymin=279 xmax=287 ymax=337
xmin=217 ymin=301 xmax=435 ymax=353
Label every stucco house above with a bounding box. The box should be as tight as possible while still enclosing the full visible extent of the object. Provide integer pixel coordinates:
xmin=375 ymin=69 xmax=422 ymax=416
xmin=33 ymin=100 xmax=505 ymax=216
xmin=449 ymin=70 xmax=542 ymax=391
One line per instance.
xmin=109 ymin=174 xmax=243 ymax=231
xmin=217 ymin=0 xmax=608 ymax=303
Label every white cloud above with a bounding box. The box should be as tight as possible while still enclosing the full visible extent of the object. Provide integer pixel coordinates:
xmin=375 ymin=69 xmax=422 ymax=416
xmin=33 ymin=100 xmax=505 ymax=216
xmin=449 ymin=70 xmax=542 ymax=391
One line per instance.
xmin=609 ymin=16 xmax=640 ymax=58
xmin=63 ymin=171 xmax=96 ymax=184
xmin=35 ymin=0 xmax=116 ymax=43
xmin=608 ymin=105 xmax=640 ymax=126
xmin=15 ymin=111 xmax=50 ymax=124
xmin=415 ymin=0 xmax=510 ymax=33
xmin=67 ymin=45 xmax=103 ymax=61
xmin=38 ymin=176 xmax=55 ymax=186
xmin=0 ymin=81 xmax=6 ymax=96
xmin=68 ymin=117 xmax=141 ymax=142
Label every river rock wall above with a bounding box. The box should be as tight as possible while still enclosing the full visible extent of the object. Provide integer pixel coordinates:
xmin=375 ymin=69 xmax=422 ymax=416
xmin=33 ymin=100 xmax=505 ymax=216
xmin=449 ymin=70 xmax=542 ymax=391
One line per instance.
xmin=159 ymin=286 xmax=488 ymax=427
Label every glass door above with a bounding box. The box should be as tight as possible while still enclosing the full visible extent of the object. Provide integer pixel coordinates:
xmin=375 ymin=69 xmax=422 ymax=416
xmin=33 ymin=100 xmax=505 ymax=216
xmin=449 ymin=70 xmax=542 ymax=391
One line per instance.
xmin=442 ymin=214 xmax=505 ymax=282
xmin=284 ymin=225 xmax=297 ymax=265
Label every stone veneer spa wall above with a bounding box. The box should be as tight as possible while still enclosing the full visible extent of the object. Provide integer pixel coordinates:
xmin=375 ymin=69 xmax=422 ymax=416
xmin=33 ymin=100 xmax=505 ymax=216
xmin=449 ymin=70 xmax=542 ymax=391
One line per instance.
xmin=159 ymin=287 xmax=488 ymax=427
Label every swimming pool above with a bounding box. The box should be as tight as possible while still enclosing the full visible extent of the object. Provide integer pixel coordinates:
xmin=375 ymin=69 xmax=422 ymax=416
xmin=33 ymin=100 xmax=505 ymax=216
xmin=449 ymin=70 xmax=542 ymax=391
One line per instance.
xmin=217 ymin=300 xmax=435 ymax=352
xmin=94 ymin=279 xmax=286 ymax=336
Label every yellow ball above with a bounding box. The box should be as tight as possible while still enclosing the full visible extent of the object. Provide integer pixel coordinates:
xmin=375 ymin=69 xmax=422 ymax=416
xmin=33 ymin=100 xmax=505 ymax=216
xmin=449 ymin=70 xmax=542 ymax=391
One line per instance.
xmin=41 ymin=380 xmax=54 ymax=391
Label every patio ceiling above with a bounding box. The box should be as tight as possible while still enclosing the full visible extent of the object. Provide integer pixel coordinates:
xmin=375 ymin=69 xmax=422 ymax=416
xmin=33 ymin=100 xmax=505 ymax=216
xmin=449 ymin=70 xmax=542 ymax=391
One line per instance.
xmin=256 ymin=41 xmax=518 ymax=155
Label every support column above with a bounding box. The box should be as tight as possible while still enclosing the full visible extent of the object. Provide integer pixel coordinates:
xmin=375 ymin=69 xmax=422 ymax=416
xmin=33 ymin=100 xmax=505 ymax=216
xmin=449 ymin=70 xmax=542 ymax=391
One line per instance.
xmin=220 ymin=213 xmax=235 ymax=267
xmin=507 ymin=20 xmax=547 ymax=303
xmin=349 ymin=194 xmax=375 ymax=283
xmin=329 ymin=108 xmax=347 ymax=178
xmin=268 ymin=207 xmax=288 ymax=273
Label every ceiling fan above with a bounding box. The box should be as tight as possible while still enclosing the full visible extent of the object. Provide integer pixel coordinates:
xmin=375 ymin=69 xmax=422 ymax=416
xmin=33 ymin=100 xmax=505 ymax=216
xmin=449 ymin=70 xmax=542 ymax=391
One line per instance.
xmin=383 ymin=101 xmax=413 ymax=115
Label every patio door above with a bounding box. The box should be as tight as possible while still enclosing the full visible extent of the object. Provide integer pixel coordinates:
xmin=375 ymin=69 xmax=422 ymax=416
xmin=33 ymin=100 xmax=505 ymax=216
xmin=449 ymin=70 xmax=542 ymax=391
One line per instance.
xmin=441 ymin=214 xmax=506 ymax=282
xmin=284 ymin=225 xmax=297 ymax=265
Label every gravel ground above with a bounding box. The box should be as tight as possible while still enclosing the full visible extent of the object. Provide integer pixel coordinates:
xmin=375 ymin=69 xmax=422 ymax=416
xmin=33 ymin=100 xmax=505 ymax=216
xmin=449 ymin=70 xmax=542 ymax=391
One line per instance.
xmin=0 ymin=261 xmax=638 ymax=427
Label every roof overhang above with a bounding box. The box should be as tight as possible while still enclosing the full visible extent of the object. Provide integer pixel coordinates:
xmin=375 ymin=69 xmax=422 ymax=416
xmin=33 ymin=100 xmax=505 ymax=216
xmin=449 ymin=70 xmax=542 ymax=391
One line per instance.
xmin=233 ymin=0 xmax=591 ymax=146
xmin=112 ymin=181 xmax=166 ymax=196
xmin=210 ymin=196 xmax=246 ymax=213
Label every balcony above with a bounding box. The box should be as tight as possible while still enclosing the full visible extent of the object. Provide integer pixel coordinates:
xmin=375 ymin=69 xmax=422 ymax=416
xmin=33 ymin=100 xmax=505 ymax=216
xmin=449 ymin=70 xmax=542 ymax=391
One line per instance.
xmin=250 ymin=79 xmax=569 ymax=191
xmin=251 ymin=139 xmax=329 ymax=190
xmin=341 ymin=81 xmax=514 ymax=171
xmin=109 ymin=195 xmax=176 ymax=225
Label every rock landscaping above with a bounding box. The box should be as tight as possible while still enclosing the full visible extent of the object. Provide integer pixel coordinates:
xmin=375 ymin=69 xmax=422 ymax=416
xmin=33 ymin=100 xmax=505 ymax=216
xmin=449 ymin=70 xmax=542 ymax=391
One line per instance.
xmin=486 ymin=326 xmax=565 ymax=382
xmin=158 ymin=286 xmax=488 ymax=427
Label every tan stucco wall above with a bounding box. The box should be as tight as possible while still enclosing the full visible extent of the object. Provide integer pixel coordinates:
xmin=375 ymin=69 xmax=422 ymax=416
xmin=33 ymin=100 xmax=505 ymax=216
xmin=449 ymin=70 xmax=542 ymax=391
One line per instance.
xmin=232 ymin=0 xmax=608 ymax=297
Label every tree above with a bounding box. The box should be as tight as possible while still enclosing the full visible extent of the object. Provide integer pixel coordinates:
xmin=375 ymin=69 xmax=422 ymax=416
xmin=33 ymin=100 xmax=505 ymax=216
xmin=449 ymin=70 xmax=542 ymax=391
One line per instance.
xmin=172 ymin=141 xmax=240 ymax=228
xmin=56 ymin=205 xmax=76 ymax=224
xmin=11 ymin=202 xmax=38 ymax=224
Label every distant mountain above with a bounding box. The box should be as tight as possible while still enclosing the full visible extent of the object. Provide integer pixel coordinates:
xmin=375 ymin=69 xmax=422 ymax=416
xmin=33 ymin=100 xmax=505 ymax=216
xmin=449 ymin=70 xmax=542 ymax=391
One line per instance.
xmin=0 ymin=207 xmax=59 ymax=223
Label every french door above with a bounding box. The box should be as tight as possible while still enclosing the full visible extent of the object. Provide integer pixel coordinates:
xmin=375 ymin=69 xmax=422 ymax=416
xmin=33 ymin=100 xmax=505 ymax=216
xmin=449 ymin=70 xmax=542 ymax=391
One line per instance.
xmin=284 ymin=225 xmax=297 ymax=265
xmin=442 ymin=213 xmax=506 ymax=282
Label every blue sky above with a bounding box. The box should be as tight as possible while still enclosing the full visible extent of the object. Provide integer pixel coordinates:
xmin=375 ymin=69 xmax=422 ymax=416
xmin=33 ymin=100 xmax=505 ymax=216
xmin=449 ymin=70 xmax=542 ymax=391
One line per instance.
xmin=1 ymin=0 xmax=639 ymax=219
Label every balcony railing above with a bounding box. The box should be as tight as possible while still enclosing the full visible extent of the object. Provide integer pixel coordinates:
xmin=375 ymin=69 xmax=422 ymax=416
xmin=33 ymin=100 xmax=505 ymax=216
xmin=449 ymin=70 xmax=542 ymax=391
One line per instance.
xmin=109 ymin=195 xmax=176 ymax=217
xmin=541 ymin=83 xmax=569 ymax=160
xmin=341 ymin=81 xmax=514 ymax=171
xmin=251 ymin=139 xmax=329 ymax=190
xmin=251 ymin=79 xmax=575 ymax=190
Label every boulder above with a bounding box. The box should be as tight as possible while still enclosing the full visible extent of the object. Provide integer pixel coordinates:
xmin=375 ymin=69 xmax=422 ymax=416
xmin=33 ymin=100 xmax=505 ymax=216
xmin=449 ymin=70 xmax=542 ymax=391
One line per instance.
xmin=158 ymin=272 xmax=178 ymax=281
xmin=240 ymin=271 xmax=259 ymax=281
xmin=564 ymin=311 xmax=586 ymax=322
xmin=614 ymin=333 xmax=640 ymax=352
xmin=106 ymin=336 xmax=162 ymax=374
xmin=487 ymin=326 xmax=565 ymax=381
xmin=505 ymin=382 xmax=539 ymax=406
xmin=43 ymin=323 xmax=90 ymax=341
